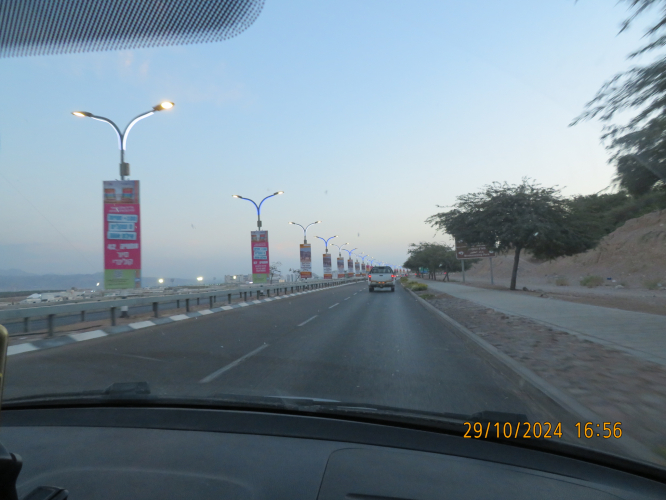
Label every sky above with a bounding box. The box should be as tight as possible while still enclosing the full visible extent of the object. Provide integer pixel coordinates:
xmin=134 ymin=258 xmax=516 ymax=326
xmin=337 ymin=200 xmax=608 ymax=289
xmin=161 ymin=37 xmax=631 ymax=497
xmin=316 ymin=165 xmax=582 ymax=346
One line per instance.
xmin=0 ymin=0 xmax=657 ymax=281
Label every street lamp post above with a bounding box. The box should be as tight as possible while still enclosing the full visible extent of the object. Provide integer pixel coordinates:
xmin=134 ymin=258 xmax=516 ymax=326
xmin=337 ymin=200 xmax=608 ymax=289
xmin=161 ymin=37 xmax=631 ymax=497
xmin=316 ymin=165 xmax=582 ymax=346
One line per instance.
xmin=232 ymin=192 xmax=284 ymax=230
xmin=315 ymin=235 xmax=337 ymax=253
xmin=331 ymin=242 xmax=349 ymax=279
xmin=331 ymin=242 xmax=349 ymax=257
xmin=342 ymin=248 xmax=357 ymax=259
xmin=72 ymin=101 xmax=174 ymax=180
xmin=233 ymin=191 xmax=283 ymax=285
xmin=288 ymin=221 xmax=321 ymax=244
xmin=343 ymin=248 xmax=357 ymax=277
xmin=359 ymin=253 xmax=370 ymax=274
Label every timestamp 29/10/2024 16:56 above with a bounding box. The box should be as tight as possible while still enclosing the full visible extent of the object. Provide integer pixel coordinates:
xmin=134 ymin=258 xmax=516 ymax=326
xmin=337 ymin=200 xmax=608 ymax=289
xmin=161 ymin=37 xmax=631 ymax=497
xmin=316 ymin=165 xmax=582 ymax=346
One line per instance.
xmin=463 ymin=422 xmax=623 ymax=440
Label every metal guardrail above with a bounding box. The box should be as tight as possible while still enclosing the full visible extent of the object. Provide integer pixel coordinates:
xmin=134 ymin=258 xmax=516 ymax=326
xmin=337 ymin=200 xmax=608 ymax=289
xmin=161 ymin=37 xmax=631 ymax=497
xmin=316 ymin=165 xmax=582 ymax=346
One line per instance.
xmin=0 ymin=278 xmax=363 ymax=336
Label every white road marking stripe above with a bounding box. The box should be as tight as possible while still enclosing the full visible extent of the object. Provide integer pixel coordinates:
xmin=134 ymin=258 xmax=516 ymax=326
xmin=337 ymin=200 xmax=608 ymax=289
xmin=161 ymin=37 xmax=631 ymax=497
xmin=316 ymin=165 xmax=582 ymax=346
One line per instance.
xmin=264 ymin=298 xmax=273 ymax=302
xmin=221 ymin=306 xmax=233 ymax=310
xmin=252 ymin=300 xmax=262 ymax=304
xmin=199 ymin=344 xmax=269 ymax=383
xmin=329 ymin=303 xmax=339 ymax=309
xmin=344 ymin=297 xmax=350 ymax=300
xmin=298 ymin=315 xmax=318 ymax=327
xmin=238 ymin=303 xmax=250 ymax=307
xmin=128 ymin=321 xmax=155 ymax=330
xmin=70 ymin=330 xmax=108 ymax=341
xmin=170 ymin=314 xmax=190 ymax=321
xmin=199 ymin=310 xmax=214 ymax=315
xmin=8 ymin=344 xmax=38 ymax=356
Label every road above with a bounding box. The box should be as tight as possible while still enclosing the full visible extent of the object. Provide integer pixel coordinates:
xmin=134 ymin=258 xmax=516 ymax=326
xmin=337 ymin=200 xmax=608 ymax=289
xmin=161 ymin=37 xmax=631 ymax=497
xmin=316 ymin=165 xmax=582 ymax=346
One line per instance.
xmin=5 ymin=282 xmax=540 ymax=418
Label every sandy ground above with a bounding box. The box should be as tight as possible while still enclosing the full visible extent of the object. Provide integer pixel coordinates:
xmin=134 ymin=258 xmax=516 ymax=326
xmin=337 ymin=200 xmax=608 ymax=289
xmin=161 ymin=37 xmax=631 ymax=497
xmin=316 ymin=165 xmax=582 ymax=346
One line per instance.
xmin=430 ymin=276 xmax=666 ymax=316
xmin=416 ymin=289 xmax=666 ymax=464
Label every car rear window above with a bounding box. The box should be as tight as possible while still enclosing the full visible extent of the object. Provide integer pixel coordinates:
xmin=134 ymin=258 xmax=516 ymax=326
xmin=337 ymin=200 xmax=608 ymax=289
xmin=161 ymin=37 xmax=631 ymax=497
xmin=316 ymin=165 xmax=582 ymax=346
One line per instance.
xmin=370 ymin=267 xmax=393 ymax=274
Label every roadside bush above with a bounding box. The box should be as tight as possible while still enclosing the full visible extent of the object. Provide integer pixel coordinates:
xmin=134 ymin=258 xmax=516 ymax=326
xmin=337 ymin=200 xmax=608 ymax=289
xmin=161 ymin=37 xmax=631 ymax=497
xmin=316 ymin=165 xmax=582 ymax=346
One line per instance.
xmin=554 ymin=276 xmax=569 ymax=286
xmin=644 ymin=279 xmax=661 ymax=290
xmin=580 ymin=275 xmax=604 ymax=288
xmin=405 ymin=282 xmax=428 ymax=292
xmin=399 ymin=277 xmax=409 ymax=284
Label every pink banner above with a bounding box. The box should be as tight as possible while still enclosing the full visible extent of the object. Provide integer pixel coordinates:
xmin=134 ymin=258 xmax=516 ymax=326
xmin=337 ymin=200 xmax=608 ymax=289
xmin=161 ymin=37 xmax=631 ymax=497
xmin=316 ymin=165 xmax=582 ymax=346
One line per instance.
xmin=103 ymin=180 xmax=141 ymax=289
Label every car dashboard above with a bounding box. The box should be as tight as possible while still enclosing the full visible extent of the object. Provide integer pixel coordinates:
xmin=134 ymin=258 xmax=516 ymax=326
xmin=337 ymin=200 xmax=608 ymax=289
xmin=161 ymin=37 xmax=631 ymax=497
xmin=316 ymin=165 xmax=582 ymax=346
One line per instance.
xmin=0 ymin=406 xmax=664 ymax=499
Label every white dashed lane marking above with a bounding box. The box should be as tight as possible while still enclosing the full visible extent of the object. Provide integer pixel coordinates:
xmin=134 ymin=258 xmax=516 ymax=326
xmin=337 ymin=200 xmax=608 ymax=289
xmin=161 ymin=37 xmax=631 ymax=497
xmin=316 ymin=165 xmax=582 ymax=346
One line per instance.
xmin=298 ymin=315 xmax=318 ymax=327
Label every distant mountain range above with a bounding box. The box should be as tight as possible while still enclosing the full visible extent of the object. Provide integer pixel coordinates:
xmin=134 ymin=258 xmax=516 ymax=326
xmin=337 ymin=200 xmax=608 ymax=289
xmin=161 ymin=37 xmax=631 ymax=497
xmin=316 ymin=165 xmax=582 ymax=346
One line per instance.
xmin=0 ymin=269 xmax=199 ymax=292
xmin=0 ymin=268 xmax=37 ymax=277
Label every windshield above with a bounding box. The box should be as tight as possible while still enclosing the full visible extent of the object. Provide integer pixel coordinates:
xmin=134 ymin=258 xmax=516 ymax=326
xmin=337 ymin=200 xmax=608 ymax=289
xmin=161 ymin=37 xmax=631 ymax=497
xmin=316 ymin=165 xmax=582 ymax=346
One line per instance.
xmin=370 ymin=267 xmax=393 ymax=274
xmin=2 ymin=0 xmax=666 ymax=472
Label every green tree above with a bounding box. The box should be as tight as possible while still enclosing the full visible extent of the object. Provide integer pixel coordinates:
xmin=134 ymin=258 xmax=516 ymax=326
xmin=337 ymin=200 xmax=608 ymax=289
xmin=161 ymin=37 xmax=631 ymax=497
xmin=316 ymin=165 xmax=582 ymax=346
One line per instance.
xmin=426 ymin=179 xmax=595 ymax=290
xmin=567 ymin=190 xmax=666 ymax=241
xmin=572 ymin=0 xmax=666 ymax=194
xmin=404 ymin=242 xmax=469 ymax=280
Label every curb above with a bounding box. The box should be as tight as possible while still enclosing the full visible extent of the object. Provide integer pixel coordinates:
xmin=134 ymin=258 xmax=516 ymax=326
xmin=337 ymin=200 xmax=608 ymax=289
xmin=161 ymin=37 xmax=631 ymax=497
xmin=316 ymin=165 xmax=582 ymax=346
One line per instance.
xmin=403 ymin=285 xmax=664 ymax=465
xmin=8 ymin=283 xmax=356 ymax=357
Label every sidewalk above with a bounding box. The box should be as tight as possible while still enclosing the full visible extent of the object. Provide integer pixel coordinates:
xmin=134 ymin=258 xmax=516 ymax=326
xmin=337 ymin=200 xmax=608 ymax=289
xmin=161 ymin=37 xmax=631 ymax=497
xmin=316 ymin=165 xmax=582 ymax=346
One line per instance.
xmin=415 ymin=279 xmax=666 ymax=367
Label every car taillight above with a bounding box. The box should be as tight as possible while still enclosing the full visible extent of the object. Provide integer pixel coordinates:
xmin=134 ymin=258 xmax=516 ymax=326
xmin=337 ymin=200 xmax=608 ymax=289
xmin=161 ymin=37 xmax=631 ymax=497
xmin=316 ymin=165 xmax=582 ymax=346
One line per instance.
xmin=368 ymin=275 xmax=371 ymax=278
xmin=391 ymin=275 xmax=395 ymax=278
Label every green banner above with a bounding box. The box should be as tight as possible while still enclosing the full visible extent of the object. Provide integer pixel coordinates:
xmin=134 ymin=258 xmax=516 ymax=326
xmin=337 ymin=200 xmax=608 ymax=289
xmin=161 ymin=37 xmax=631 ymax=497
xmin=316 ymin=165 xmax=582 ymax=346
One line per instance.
xmin=252 ymin=273 xmax=268 ymax=284
xmin=104 ymin=269 xmax=141 ymax=289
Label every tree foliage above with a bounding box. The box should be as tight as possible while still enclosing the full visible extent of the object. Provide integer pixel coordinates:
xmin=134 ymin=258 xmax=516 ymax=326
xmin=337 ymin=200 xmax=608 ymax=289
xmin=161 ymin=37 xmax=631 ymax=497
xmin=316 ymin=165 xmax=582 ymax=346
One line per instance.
xmin=403 ymin=243 xmax=467 ymax=280
xmin=573 ymin=0 xmax=666 ymax=194
xmin=567 ymin=190 xmax=666 ymax=240
xmin=426 ymin=179 xmax=595 ymax=290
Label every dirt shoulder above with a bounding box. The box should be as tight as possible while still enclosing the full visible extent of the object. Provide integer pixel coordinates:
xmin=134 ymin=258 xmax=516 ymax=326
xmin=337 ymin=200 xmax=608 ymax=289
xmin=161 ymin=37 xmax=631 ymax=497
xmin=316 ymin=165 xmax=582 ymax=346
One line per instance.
xmin=423 ymin=278 xmax=666 ymax=316
xmin=414 ymin=289 xmax=666 ymax=463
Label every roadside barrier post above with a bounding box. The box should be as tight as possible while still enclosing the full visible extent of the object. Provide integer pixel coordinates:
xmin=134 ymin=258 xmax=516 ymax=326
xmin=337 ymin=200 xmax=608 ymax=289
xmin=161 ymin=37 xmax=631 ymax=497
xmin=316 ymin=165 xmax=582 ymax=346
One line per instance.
xmin=47 ymin=314 xmax=55 ymax=336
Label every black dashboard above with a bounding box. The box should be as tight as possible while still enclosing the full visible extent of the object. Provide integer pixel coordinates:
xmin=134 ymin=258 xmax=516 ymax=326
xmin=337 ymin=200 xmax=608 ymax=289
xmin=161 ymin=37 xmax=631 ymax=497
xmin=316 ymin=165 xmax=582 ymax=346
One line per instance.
xmin=1 ymin=407 xmax=665 ymax=499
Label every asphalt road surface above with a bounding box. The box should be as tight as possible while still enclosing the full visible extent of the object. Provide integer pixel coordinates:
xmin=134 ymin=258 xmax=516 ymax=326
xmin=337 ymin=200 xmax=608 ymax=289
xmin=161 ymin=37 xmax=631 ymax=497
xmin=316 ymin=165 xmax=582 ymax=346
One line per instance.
xmin=5 ymin=283 xmax=540 ymax=418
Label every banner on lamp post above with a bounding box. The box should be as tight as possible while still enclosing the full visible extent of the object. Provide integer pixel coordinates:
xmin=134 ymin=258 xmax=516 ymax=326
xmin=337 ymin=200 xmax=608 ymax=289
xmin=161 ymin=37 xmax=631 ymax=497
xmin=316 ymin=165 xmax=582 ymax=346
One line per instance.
xmin=361 ymin=262 xmax=366 ymax=274
xmin=337 ymin=256 xmax=345 ymax=278
xmin=323 ymin=253 xmax=332 ymax=279
xmin=251 ymin=231 xmax=269 ymax=283
xmin=347 ymin=258 xmax=354 ymax=278
xmin=103 ymin=180 xmax=141 ymax=290
xmin=355 ymin=261 xmax=360 ymax=276
xmin=300 ymin=244 xmax=312 ymax=279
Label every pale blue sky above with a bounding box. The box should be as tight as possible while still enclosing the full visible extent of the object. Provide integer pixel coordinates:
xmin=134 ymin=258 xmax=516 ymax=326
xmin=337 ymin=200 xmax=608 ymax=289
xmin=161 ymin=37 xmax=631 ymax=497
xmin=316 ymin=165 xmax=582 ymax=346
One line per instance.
xmin=0 ymin=0 xmax=655 ymax=279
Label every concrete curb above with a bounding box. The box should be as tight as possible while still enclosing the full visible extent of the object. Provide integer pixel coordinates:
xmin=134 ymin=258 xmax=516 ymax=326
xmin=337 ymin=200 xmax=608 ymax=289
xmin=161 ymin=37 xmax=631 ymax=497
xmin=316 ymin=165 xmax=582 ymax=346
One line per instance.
xmin=7 ymin=283 xmax=356 ymax=357
xmin=403 ymin=284 xmax=664 ymax=465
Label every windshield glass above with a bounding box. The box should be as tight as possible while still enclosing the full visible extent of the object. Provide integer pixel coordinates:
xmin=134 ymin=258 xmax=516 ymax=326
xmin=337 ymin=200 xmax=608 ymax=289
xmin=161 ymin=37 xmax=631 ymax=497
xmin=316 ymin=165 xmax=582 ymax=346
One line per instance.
xmin=370 ymin=267 xmax=392 ymax=274
xmin=2 ymin=0 xmax=666 ymax=471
